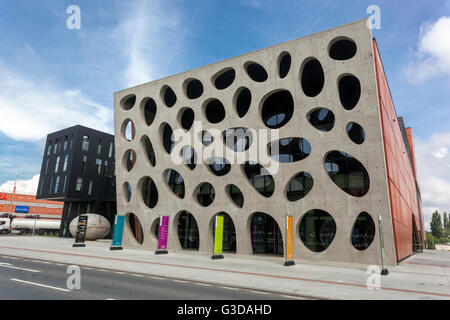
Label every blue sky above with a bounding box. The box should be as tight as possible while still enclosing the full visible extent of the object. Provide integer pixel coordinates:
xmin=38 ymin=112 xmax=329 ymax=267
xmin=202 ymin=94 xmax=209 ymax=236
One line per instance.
xmin=0 ymin=0 xmax=449 ymax=229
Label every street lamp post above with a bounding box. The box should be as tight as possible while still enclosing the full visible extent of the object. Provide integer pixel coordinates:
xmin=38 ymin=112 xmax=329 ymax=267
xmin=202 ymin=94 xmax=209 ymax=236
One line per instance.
xmin=7 ymin=171 xmax=25 ymax=221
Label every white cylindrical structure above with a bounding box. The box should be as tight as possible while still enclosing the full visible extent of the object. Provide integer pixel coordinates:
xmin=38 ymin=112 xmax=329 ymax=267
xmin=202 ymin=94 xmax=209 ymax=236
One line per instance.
xmin=11 ymin=219 xmax=61 ymax=230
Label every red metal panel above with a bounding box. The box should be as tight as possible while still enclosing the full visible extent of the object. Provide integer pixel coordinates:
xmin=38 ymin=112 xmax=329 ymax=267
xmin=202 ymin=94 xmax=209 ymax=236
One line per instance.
xmin=373 ymin=39 xmax=422 ymax=262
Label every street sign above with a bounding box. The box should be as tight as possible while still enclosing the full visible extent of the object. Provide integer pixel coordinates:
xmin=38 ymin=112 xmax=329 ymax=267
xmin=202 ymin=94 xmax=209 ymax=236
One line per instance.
xmin=110 ymin=215 xmax=124 ymax=250
xmin=73 ymin=215 xmax=88 ymax=247
xmin=284 ymin=215 xmax=295 ymax=266
xmin=155 ymin=216 xmax=169 ymax=255
xmin=212 ymin=215 xmax=224 ymax=260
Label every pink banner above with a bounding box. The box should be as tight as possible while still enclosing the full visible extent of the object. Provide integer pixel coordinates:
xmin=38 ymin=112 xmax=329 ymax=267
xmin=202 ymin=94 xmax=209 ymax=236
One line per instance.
xmin=157 ymin=216 xmax=169 ymax=250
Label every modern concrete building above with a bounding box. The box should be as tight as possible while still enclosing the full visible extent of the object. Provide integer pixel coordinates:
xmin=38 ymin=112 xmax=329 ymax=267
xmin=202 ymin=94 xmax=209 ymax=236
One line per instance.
xmin=36 ymin=125 xmax=117 ymax=237
xmin=113 ymin=19 xmax=424 ymax=266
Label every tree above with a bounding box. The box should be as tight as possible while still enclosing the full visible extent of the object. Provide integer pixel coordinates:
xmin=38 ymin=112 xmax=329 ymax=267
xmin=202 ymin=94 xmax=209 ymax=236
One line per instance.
xmin=430 ymin=211 xmax=443 ymax=239
xmin=444 ymin=212 xmax=448 ymax=229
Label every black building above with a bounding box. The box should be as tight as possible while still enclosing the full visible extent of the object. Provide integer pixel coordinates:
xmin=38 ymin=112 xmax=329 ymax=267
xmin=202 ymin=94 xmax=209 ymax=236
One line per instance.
xmin=36 ymin=125 xmax=116 ymax=237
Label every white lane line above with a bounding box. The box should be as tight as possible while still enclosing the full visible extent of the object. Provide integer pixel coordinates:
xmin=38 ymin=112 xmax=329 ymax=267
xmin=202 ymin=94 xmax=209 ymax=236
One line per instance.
xmin=281 ymin=295 xmax=302 ymax=299
xmin=172 ymin=279 xmax=187 ymax=283
xmin=11 ymin=278 xmax=70 ymax=292
xmin=149 ymin=276 xmax=164 ymax=280
xmin=130 ymin=274 xmax=145 ymax=277
xmin=114 ymin=271 xmax=127 ymax=275
xmin=0 ymin=263 xmax=41 ymax=273
xmin=195 ymin=283 xmax=212 ymax=287
xmin=223 ymin=287 xmax=239 ymax=291
xmin=106 ymin=298 xmax=116 ymax=300
xmin=83 ymin=267 xmax=93 ymax=270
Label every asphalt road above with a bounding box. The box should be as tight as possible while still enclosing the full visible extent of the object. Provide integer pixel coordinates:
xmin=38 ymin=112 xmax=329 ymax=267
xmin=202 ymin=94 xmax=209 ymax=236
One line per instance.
xmin=0 ymin=255 xmax=299 ymax=300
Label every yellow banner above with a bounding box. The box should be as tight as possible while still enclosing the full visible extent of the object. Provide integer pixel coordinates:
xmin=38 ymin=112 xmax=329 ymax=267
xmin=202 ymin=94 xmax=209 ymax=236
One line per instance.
xmin=214 ymin=215 xmax=224 ymax=255
xmin=286 ymin=216 xmax=293 ymax=261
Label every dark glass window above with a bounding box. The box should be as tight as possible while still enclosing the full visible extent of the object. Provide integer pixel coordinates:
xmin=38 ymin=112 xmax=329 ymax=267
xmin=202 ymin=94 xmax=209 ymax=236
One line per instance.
xmin=182 ymin=146 xmax=197 ymax=170
xmin=243 ymin=162 xmax=275 ymax=198
xmin=207 ymin=158 xmax=231 ymax=176
xmin=226 ymin=184 xmax=244 ymax=208
xmin=250 ymin=212 xmax=283 ymax=255
xmin=222 ymin=128 xmax=252 ymax=152
xmin=246 ymin=62 xmax=268 ymax=82
xmin=329 ymin=38 xmax=357 ymax=60
xmin=299 ymin=209 xmax=336 ymax=252
xmin=346 ymin=122 xmax=365 ymax=144
xmin=301 ymin=58 xmax=325 ymax=97
xmin=142 ymin=177 xmax=158 ymax=209
xmin=121 ymin=95 xmax=136 ymax=110
xmin=261 ymin=90 xmax=294 ymax=129
xmin=339 ymin=75 xmax=361 ymax=110
xmin=142 ymin=98 xmax=157 ymax=126
xmin=324 ymin=150 xmax=370 ymax=197
xmin=178 ymin=211 xmax=199 ymax=250
xmin=128 ymin=213 xmax=143 ymax=244
xmin=269 ymin=138 xmax=311 ymax=163
xmin=205 ymin=99 xmax=225 ymax=124
xmin=214 ymin=68 xmax=235 ymax=90
xmin=162 ymin=123 xmax=174 ymax=154
xmin=142 ymin=136 xmax=156 ymax=167
xmin=286 ymin=172 xmax=314 ymax=201
xmin=235 ymin=87 xmax=251 ymax=118
xmin=351 ymin=212 xmax=376 ymax=250
xmin=307 ymin=108 xmax=335 ymax=132
xmin=185 ymin=79 xmax=203 ymax=99
xmin=165 ymin=169 xmax=185 ymax=199
xmin=180 ymin=108 xmax=195 ymax=131
xmin=278 ymin=52 xmax=291 ymax=78
xmin=162 ymin=86 xmax=177 ymax=108
xmin=196 ymin=183 xmax=215 ymax=207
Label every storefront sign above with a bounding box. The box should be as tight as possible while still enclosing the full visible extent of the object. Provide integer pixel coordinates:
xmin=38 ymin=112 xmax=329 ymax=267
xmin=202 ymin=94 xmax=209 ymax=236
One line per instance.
xmin=14 ymin=206 xmax=29 ymax=213
xmin=110 ymin=215 xmax=124 ymax=250
xmin=73 ymin=215 xmax=88 ymax=247
xmin=212 ymin=215 xmax=224 ymax=259
xmin=284 ymin=215 xmax=295 ymax=266
xmin=156 ymin=216 xmax=169 ymax=254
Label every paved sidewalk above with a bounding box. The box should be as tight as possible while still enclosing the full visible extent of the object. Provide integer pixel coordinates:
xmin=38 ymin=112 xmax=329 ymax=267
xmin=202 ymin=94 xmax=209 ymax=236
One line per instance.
xmin=0 ymin=236 xmax=449 ymax=300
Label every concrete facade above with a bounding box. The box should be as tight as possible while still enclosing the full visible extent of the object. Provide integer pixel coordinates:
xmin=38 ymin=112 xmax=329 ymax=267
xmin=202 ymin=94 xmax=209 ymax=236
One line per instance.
xmin=113 ymin=20 xmax=401 ymax=266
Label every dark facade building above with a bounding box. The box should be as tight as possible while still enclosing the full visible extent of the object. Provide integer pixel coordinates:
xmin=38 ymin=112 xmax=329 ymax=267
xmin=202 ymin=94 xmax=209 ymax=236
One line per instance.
xmin=36 ymin=125 xmax=116 ymax=237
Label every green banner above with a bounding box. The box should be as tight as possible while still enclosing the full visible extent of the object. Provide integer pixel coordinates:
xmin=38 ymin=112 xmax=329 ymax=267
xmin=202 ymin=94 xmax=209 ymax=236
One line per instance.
xmin=214 ymin=215 xmax=224 ymax=255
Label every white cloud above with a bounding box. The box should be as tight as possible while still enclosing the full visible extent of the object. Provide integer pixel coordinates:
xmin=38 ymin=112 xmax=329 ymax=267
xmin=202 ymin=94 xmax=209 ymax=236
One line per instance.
xmin=405 ymin=16 xmax=450 ymax=83
xmin=0 ymin=64 xmax=113 ymax=142
xmin=415 ymin=131 xmax=450 ymax=230
xmin=115 ymin=0 xmax=183 ymax=87
xmin=0 ymin=174 xmax=40 ymax=195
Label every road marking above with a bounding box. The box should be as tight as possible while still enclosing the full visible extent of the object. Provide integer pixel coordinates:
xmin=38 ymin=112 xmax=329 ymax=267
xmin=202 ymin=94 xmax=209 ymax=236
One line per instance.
xmin=195 ymin=283 xmax=212 ymax=287
xmin=223 ymin=287 xmax=239 ymax=291
xmin=11 ymin=278 xmax=70 ymax=292
xmin=249 ymin=290 xmax=269 ymax=295
xmin=0 ymin=263 xmax=41 ymax=273
xmin=130 ymin=274 xmax=145 ymax=277
xmin=106 ymin=298 xmax=116 ymax=300
xmin=114 ymin=271 xmax=127 ymax=275
xmin=172 ymin=279 xmax=188 ymax=283
xmin=149 ymin=276 xmax=164 ymax=280
xmin=281 ymin=295 xmax=302 ymax=300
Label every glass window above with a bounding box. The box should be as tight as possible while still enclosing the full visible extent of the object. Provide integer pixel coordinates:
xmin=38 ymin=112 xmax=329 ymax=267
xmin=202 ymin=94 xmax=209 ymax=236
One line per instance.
xmin=63 ymin=155 xmax=69 ymax=172
xmin=55 ymin=156 xmax=60 ymax=173
xmin=63 ymin=136 xmax=68 ymax=151
xmin=108 ymin=142 xmax=113 ymax=158
xmin=82 ymin=155 xmax=87 ymax=173
xmin=102 ymin=160 xmax=108 ymax=175
xmin=165 ymin=169 xmax=185 ymax=199
xmin=47 ymin=141 xmax=52 ymax=155
xmin=95 ymin=159 xmax=102 ymax=174
xmin=82 ymin=136 xmax=90 ymax=152
xmin=63 ymin=175 xmax=67 ymax=193
xmin=49 ymin=177 xmax=53 ymax=193
xmin=250 ymin=212 xmax=283 ymax=255
xmin=53 ymin=139 xmax=58 ymax=153
xmin=88 ymin=180 xmax=93 ymax=195
xmin=177 ymin=211 xmax=199 ymax=250
xmin=54 ymin=176 xmax=60 ymax=194
xmin=97 ymin=139 xmax=102 ymax=155
xmin=75 ymin=177 xmax=83 ymax=192
xmin=299 ymin=209 xmax=336 ymax=252
xmin=39 ymin=178 xmax=45 ymax=194
xmin=45 ymin=159 xmax=49 ymax=175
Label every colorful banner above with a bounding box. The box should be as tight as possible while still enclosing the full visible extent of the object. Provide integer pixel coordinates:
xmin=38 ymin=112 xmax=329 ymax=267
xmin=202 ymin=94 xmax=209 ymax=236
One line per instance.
xmin=213 ymin=215 xmax=224 ymax=255
xmin=157 ymin=216 xmax=169 ymax=251
xmin=285 ymin=215 xmax=294 ymax=265
xmin=73 ymin=215 xmax=88 ymax=247
xmin=111 ymin=215 xmax=125 ymax=248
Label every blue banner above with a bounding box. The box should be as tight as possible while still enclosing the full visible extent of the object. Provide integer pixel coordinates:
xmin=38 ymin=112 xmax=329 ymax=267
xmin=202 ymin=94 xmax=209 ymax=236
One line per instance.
xmin=111 ymin=215 xmax=125 ymax=247
xmin=15 ymin=206 xmax=29 ymax=213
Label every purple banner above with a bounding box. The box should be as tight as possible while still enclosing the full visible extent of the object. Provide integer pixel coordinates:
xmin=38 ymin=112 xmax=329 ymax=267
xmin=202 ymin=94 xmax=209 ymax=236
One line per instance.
xmin=157 ymin=216 xmax=169 ymax=250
